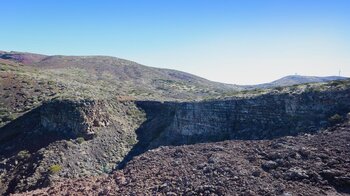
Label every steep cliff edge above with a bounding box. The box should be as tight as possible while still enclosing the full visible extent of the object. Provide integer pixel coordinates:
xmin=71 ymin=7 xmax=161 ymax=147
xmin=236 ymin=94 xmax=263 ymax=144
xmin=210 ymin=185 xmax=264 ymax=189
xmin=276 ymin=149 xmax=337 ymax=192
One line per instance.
xmin=119 ymin=87 xmax=350 ymax=166
xmin=1 ymin=80 xmax=350 ymax=194
xmin=1 ymin=100 xmax=110 ymax=146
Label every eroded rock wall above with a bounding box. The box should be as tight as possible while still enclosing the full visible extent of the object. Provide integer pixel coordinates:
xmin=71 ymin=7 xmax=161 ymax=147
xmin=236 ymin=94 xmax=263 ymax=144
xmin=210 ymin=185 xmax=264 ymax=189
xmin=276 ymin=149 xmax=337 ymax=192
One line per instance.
xmin=40 ymin=100 xmax=111 ymax=139
xmin=0 ymin=99 xmax=145 ymax=194
xmin=136 ymin=89 xmax=350 ymax=149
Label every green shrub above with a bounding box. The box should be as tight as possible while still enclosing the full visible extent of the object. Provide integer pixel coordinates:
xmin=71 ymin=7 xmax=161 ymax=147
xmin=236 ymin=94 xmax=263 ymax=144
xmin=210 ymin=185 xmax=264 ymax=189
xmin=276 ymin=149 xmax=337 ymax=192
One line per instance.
xmin=47 ymin=81 xmax=55 ymax=85
xmin=126 ymin=137 xmax=136 ymax=146
xmin=330 ymin=80 xmax=344 ymax=87
xmin=0 ymin=66 xmax=10 ymax=71
xmin=17 ymin=150 xmax=31 ymax=159
xmin=329 ymin=114 xmax=343 ymax=124
xmin=0 ymin=108 xmax=7 ymax=116
xmin=2 ymin=113 xmax=16 ymax=122
xmin=275 ymin=86 xmax=284 ymax=91
xmin=102 ymin=165 xmax=111 ymax=174
xmin=76 ymin=137 xmax=85 ymax=144
xmin=49 ymin=164 xmax=62 ymax=174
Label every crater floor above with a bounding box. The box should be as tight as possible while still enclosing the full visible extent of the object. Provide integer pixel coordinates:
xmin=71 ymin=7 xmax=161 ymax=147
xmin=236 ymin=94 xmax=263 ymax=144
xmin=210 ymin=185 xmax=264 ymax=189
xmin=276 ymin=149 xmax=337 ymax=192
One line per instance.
xmin=16 ymin=119 xmax=350 ymax=196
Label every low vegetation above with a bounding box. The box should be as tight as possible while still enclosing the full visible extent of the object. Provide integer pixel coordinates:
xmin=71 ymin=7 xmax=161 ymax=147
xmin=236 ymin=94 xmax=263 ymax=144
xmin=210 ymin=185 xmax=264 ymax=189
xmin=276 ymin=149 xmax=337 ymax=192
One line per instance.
xmin=17 ymin=150 xmax=31 ymax=160
xmin=329 ymin=114 xmax=343 ymax=125
xmin=49 ymin=164 xmax=62 ymax=174
xmin=76 ymin=137 xmax=85 ymax=144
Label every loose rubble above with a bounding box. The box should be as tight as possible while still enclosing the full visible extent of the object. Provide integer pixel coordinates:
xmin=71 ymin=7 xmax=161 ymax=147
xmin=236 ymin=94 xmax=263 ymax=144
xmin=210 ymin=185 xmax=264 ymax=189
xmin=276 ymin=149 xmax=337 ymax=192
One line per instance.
xmin=16 ymin=120 xmax=350 ymax=195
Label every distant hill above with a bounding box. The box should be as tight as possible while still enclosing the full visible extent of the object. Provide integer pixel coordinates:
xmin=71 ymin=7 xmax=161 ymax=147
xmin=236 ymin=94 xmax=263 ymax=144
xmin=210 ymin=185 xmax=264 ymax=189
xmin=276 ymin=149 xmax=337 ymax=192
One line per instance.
xmin=0 ymin=51 xmax=47 ymax=65
xmin=0 ymin=51 xmax=242 ymax=101
xmin=249 ymin=75 xmax=348 ymax=89
xmin=0 ymin=51 xmax=347 ymax=98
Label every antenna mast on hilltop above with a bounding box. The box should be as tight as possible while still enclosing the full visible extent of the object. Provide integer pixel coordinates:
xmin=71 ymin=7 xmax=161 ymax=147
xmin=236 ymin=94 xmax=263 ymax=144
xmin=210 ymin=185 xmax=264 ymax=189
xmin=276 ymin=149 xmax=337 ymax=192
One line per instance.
xmin=339 ymin=69 xmax=341 ymax=77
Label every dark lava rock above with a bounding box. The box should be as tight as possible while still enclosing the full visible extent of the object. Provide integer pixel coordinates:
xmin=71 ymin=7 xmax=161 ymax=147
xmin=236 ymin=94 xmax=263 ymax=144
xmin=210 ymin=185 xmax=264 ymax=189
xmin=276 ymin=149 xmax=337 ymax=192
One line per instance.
xmin=262 ymin=160 xmax=279 ymax=170
xmin=15 ymin=120 xmax=350 ymax=196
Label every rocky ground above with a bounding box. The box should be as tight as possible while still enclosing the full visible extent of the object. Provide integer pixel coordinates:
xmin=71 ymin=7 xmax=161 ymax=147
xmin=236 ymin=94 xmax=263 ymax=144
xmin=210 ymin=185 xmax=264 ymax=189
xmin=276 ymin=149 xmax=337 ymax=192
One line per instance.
xmin=16 ymin=118 xmax=350 ymax=195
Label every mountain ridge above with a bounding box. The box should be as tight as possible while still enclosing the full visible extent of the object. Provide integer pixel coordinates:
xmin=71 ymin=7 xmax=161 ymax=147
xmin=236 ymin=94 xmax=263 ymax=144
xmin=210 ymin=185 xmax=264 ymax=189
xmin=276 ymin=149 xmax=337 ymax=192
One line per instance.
xmin=250 ymin=75 xmax=348 ymax=89
xmin=0 ymin=50 xmax=347 ymax=89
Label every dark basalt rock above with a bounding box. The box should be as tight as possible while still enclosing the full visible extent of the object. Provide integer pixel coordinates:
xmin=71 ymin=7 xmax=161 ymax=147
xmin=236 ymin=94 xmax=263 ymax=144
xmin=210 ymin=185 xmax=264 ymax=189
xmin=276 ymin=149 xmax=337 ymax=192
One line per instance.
xmin=118 ymin=88 xmax=350 ymax=169
xmin=123 ymin=88 xmax=350 ymax=159
xmin=17 ymin=119 xmax=350 ymax=196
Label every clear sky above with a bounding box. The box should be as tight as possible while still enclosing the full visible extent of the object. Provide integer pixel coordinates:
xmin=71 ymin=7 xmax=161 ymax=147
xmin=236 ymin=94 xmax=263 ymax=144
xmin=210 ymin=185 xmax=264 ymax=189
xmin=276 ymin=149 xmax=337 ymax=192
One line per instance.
xmin=1 ymin=0 xmax=349 ymax=84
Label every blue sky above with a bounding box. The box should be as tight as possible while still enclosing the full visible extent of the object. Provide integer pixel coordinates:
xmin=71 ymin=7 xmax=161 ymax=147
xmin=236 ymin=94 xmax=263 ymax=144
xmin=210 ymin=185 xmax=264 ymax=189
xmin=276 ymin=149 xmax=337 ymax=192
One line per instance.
xmin=1 ymin=0 xmax=349 ymax=84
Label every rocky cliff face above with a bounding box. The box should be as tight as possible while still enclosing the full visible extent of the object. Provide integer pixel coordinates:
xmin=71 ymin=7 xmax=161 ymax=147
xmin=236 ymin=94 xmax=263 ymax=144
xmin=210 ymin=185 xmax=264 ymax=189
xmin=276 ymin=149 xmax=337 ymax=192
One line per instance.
xmin=40 ymin=100 xmax=111 ymax=139
xmin=0 ymin=100 xmax=113 ymax=153
xmin=0 ymin=99 xmax=145 ymax=194
xmin=2 ymin=84 xmax=350 ymax=194
xmin=133 ymin=88 xmax=350 ymax=151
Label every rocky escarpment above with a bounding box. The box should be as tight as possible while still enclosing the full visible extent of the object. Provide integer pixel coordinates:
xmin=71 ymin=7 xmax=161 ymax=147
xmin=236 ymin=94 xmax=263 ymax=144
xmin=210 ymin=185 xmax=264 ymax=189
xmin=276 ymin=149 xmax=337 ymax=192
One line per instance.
xmin=119 ymin=87 xmax=350 ymax=166
xmin=1 ymin=100 xmax=114 ymax=153
xmin=0 ymin=99 xmax=144 ymax=195
xmin=40 ymin=100 xmax=111 ymax=139
xmin=2 ymin=82 xmax=350 ymax=194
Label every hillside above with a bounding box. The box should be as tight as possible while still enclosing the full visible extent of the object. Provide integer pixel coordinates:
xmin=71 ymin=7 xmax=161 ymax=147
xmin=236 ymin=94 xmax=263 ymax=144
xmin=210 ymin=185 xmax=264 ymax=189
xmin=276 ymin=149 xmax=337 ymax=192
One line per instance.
xmin=252 ymin=75 xmax=348 ymax=89
xmin=0 ymin=51 xmax=242 ymax=102
xmin=0 ymin=51 xmax=241 ymax=128
xmin=1 ymin=51 xmax=346 ymax=103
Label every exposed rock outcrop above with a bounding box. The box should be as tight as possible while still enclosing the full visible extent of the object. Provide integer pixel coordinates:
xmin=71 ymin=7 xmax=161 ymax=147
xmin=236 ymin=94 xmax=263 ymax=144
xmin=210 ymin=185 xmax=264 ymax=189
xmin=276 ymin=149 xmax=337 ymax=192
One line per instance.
xmin=0 ymin=99 xmax=145 ymax=195
xmin=121 ymin=88 xmax=350 ymax=165
xmin=40 ymin=100 xmax=111 ymax=139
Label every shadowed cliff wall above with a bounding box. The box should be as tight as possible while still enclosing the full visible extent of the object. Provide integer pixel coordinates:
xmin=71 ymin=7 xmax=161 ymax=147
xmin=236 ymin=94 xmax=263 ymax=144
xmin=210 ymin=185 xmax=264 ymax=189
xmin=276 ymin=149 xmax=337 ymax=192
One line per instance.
xmin=135 ymin=88 xmax=350 ymax=149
